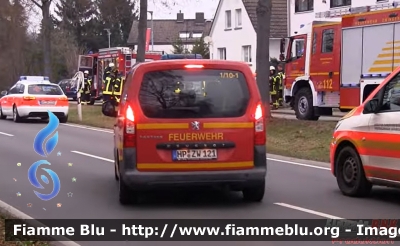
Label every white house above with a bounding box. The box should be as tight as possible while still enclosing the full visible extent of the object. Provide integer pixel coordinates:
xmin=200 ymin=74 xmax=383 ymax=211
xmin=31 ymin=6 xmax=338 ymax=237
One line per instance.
xmin=290 ymin=0 xmax=394 ymax=36
xmin=209 ymin=0 xmax=288 ymax=72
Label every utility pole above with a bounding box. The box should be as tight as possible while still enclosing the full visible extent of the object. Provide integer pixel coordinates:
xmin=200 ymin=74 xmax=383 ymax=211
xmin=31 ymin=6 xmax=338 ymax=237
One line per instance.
xmin=104 ymin=29 xmax=111 ymax=48
xmin=147 ymin=11 xmax=154 ymax=51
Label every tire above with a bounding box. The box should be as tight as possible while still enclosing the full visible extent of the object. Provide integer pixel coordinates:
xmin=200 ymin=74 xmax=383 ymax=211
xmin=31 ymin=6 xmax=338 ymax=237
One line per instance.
xmin=12 ymin=105 xmax=22 ymax=123
xmin=115 ymin=164 xmax=119 ymax=181
xmin=88 ymin=98 xmax=95 ymax=105
xmin=118 ymin=174 xmax=139 ymax=205
xmin=294 ymin=87 xmax=319 ymax=121
xmin=242 ymin=180 xmax=265 ymax=202
xmin=335 ymin=146 xmax=372 ymax=197
xmin=58 ymin=115 xmax=68 ymax=123
xmin=0 ymin=106 xmax=6 ymax=119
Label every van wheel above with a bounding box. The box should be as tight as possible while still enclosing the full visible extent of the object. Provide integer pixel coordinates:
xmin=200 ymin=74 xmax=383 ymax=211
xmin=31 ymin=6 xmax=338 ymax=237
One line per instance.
xmin=336 ymin=146 xmax=372 ymax=197
xmin=118 ymin=175 xmax=139 ymax=205
xmin=294 ymin=87 xmax=319 ymax=121
xmin=0 ymin=106 xmax=6 ymax=119
xmin=242 ymin=181 xmax=265 ymax=202
xmin=13 ymin=106 xmax=22 ymax=123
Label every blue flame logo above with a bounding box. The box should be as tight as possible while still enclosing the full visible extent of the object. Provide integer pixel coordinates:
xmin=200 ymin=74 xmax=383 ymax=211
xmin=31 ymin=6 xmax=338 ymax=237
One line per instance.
xmin=29 ymin=111 xmax=61 ymax=201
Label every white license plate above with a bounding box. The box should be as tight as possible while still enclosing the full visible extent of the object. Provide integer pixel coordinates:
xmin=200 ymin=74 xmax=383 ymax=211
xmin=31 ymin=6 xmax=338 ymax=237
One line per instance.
xmin=173 ymin=149 xmax=218 ymax=161
xmin=40 ymin=100 xmax=55 ymax=105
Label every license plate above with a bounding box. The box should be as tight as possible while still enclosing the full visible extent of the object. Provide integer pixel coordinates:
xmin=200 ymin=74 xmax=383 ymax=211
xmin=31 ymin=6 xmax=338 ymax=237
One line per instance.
xmin=40 ymin=100 xmax=55 ymax=105
xmin=172 ymin=149 xmax=218 ymax=161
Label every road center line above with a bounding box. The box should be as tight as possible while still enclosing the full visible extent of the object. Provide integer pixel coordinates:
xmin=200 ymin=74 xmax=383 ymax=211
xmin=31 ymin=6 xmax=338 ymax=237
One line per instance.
xmin=267 ymin=158 xmax=330 ymax=171
xmin=71 ymin=151 xmax=113 ymax=162
xmin=274 ymin=203 xmax=344 ymax=219
xmin=0 ymin=131 xmax=13 ymax=136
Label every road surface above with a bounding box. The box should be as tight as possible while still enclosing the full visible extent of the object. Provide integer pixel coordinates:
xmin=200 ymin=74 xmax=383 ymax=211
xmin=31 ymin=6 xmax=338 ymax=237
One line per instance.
xmin=0 ymin=119 xmax=399 ymax=246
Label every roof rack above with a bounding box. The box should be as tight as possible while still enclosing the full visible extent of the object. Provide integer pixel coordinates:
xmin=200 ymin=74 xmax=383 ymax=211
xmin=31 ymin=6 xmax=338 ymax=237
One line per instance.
xmin=161 ymin=54 xmax=203 ymax=60
xmin=315 ymin=1 xmax=400 ymax=18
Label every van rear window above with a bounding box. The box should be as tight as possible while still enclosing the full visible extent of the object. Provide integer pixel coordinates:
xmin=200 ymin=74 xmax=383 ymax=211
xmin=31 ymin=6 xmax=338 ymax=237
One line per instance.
xmin=138 ymin=69 xmax=250 ymax=118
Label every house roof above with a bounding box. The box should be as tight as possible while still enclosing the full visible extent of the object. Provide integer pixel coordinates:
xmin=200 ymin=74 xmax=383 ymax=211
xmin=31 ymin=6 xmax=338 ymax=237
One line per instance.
xmin=242 ymin=0 xmax=288 ymax=38
xmin=127 ymin=19 xmax=213 ymax=46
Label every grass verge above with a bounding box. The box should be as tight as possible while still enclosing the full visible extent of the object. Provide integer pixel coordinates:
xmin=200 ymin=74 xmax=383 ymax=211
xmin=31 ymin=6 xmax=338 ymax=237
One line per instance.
xmin=68 ymin=105 xmax=336 ymax=162
xmin=0 ymin=214 xmax=49 ymax=246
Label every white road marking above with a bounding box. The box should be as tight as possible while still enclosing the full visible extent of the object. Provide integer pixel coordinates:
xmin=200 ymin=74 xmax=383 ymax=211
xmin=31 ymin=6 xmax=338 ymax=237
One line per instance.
xmin=0 ymin=131 xmax=13 ymax=136
xmin=71 ymin=151 xmax=113 ymax=162
xmin=267 ymin=158 xmax=330 ymax=171
xmin=274 ymin=203 xmax=344 ymax=219
xmin=62 ymin=123 xmax=113 ymax=133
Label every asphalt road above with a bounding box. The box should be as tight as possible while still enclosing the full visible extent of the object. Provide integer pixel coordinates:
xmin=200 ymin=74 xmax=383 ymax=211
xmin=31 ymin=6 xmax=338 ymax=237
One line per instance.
xmin=0 ymin=118 xmax=399 ymax=246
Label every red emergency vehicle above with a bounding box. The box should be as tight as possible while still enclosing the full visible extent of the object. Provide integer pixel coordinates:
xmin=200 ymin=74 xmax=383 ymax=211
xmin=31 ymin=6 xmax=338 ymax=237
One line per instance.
xmin=280 ymin=2 xmax=400 ymax=120
xmin=77 ymin=47 xmax=163 ymax=104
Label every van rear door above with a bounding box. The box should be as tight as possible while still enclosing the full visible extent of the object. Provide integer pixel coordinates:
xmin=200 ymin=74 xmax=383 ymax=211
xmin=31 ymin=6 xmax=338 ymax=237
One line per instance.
xmin=134 ymin=67 xmax=261 ymax=172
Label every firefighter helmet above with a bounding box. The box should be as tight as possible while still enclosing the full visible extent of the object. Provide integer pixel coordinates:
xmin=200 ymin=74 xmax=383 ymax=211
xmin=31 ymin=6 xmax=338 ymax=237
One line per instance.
xmin=109 ymin=62 xmax=115 ymax=67
xmin=270 ymin=66 xmax=275 ymax=70
xmin=84 ymin=70 xmax=89 ymax=74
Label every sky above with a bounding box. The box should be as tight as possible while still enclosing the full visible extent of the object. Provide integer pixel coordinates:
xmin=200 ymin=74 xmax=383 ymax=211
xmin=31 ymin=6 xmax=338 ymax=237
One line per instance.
xmin=28 ymin=0 xmax=218 ymax=32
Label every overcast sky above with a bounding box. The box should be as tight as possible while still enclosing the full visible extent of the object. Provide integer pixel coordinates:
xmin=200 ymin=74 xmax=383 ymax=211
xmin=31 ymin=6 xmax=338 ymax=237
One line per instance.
xmin=29 ymin=0 xmax=218 ymax=32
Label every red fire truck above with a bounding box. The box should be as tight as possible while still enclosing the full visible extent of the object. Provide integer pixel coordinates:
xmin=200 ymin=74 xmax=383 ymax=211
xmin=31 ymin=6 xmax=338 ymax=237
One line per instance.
xmin=77 ymin=47 xmax=163 ymax=104
xmin=280 ymin=2 xmax=400 ymax=120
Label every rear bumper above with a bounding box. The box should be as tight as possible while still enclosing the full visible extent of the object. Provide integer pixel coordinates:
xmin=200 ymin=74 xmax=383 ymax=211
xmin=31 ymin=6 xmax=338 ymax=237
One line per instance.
xmin=18 ymin=106 xmax=68 ymax=118
xmin=119 ymin=146 xmax=267 ymax=190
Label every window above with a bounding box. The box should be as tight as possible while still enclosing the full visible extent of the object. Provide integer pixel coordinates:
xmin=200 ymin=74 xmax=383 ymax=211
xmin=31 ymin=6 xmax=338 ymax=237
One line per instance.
xmin=179 ymin=32 xmax=190 ymax=39
xmin=225 ymin=10 xmax=232 ymax=29
xmin=138 ymin=69 xmax=250 ymax=118
xmin=235 ymin=9 xmax=242 ymax=27
xmin=378 ymin=74 xmax=400 ymax=112
xmin=242 ymin=45 xmax=252 ymax=63
xmin=290 ymin=39 xmax=305 ymax=59
xmin=321 ymin=29 xmax=334 ymax=53
xmin=330 ymin=0 xmax=351 ymax=8
xmin=28 ymin=84 xmax=63 ymax=95
xmin=295 ymin=0 xmax=313 ymax=12
xmin=192 ymin=32 xmax=203 ymax=38
xmin=8 ymin=85 xmax=18 ymax=94
xmin=312 ymin=32 xmax=317 ymax=54
xmin=217 ymin=48 xmax=226 ymax=60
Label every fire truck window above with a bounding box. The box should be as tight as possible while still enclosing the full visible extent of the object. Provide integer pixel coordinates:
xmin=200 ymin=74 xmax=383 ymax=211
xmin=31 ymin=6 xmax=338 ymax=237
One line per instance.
xmin=291 ymin=39 xmax=304 ymax=59
xmin=312 ymin=32 xmax=317 ymax=54
xmin=322 ymin=29 xmax=334 ymax=53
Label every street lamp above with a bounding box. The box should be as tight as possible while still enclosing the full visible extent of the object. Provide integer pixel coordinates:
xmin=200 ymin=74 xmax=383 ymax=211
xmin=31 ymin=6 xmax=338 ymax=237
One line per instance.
xmin=147 ymin=11 xmax=154 ymax=51
xmin=104 ymin=28 xmax=111 ymax=48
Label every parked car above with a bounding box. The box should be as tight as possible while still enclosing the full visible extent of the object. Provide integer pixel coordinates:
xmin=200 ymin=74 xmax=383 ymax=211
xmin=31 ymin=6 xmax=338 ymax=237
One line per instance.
xmin=58 ymin=79 xmax=77 ymax=100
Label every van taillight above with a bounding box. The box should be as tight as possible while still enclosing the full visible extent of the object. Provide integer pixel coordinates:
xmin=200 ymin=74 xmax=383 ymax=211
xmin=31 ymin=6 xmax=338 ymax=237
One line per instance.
xmin=254 ymin=103 xmax=266 ymax=145
xmin=123 ymin=105 xmax=136 ymax=148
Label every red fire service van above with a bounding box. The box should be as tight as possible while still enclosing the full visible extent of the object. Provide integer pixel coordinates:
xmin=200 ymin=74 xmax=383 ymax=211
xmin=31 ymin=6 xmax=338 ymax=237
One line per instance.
xmin=280 ymin=2 xmax=400 ymax=120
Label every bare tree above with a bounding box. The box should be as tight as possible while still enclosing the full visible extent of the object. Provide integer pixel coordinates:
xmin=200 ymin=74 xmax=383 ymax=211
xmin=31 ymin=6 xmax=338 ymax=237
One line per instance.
xmin=256 ymin=0 xmax=272 ymax=118
xmin=30 ymin=0 xmax=53 ymax=78
xmin=136 ymin=0 xmax=147 ymax=63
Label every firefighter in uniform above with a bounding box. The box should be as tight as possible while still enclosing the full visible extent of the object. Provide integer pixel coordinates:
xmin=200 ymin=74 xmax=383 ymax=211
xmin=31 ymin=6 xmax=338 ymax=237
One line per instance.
xmin=103 ymin=66 xmax=117 ymax=103
xmin=113 ymin=73 xmax=124 ymax=105
xmin=276 ymin=63 xmax=285 ymax=106
xmin=80 ymin=70 xmax=92 ymax=105
xmin=269 ymin=66 xmax=279 ymax=109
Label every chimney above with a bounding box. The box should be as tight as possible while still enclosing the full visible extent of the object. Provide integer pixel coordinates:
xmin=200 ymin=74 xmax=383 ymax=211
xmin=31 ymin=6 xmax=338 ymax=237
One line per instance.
xmin=177 ymin=10 xmax=184 ymax=22
xmin=195 ymin=12 xmax=205 ymax=25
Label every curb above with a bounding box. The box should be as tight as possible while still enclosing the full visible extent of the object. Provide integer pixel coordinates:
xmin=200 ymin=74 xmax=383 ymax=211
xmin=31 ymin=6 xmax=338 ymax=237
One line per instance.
xmin=0 ymin=200 xmax=80 ymax=246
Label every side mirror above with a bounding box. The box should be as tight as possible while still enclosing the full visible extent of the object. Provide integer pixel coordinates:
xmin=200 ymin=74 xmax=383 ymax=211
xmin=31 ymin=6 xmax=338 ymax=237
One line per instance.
xmin=279 ymin=54 xmax=285 ymax=61
xmin=1 ymin=91 xmax=7 ymax=96
xmin=280 ymin=38 xmax=286 ymax=54
xmin=101 ymin=101 xmax=118 ymax=117
xmin=363 ymin=98 xmax=380 ymax=114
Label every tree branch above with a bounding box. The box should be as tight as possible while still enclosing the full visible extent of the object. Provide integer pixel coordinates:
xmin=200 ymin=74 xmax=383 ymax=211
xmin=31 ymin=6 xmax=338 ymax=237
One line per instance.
xmin=30 ymin=0 xmax=42 ymax=8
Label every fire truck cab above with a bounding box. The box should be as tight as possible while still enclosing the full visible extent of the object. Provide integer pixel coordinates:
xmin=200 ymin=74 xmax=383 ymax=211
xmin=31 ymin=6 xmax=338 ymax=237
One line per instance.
xmin=280 ymin=2 xmax=400 ymax=120
xmin=77 ymin=47 xmax=163 ymax=104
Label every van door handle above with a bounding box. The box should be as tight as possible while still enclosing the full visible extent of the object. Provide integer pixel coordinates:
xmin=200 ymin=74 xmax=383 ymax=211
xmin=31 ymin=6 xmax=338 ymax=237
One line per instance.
xmin=329 ymin=72 xmax=333 ymax=78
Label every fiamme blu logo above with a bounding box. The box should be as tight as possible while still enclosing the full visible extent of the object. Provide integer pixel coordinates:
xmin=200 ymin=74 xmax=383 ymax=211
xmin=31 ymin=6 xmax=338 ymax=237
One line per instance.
xmin=28 ymin=111 xmax=61 ymax=201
